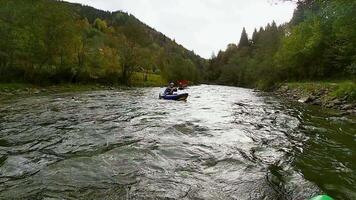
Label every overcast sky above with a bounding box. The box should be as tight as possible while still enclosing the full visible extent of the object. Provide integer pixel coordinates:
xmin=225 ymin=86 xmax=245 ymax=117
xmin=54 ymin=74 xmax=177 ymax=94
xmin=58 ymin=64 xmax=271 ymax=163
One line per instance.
xmin=65 ymin=0 xmax=296 ymax=58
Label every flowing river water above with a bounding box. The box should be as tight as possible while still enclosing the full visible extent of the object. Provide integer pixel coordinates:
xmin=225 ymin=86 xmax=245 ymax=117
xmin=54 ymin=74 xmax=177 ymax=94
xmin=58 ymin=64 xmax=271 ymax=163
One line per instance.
xmin=0 ymin=85 xmax=355 ymax=200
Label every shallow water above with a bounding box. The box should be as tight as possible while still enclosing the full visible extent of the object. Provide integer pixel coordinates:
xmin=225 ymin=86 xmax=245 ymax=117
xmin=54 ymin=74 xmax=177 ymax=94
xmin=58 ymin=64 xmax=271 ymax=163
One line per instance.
xmin=0 ymin=85 xmax=354 ymax=199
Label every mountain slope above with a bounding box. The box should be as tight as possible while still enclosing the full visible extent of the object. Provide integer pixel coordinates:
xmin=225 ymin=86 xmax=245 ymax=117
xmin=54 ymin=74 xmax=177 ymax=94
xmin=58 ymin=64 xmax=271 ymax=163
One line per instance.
xmin=0 ymin=0 xmax=206 ymax=85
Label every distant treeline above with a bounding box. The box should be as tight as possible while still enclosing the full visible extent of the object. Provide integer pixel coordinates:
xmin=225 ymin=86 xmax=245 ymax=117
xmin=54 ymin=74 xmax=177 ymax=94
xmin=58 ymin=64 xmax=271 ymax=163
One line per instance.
xmin=206 ymin=0 xmax=356 ymax=89
xmin=0 ymin=0 xmax=206 ymax=85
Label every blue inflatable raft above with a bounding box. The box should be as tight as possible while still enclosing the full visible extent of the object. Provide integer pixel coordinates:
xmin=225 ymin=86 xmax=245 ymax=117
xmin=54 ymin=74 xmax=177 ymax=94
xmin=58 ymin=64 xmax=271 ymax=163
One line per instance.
xmin=159 ymin=93 xmax=188 ymax=101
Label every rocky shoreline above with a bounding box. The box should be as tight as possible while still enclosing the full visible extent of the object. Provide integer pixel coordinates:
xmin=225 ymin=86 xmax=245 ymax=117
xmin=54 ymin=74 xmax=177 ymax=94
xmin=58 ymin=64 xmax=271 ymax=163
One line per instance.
xmin=275 ymin=84 xmax=356 ymax=115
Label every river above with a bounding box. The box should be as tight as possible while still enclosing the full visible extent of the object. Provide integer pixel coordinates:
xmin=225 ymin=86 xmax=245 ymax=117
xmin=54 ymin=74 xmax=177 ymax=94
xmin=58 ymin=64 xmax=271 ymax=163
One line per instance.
xmin=0 ymin=85 xmax=355 ymax=200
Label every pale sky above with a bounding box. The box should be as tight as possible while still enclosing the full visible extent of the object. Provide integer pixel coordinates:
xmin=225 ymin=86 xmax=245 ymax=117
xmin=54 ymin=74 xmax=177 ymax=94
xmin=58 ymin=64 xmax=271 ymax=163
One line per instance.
xmin=65 ymin=0 xmax=296 ymax=58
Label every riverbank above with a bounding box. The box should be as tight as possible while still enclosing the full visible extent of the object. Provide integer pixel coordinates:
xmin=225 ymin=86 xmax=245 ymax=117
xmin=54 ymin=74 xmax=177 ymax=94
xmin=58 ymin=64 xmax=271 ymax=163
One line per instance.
xmin=0 ymin=74 xmax=165 ymax=97
xmin=275 ymin=81 xmax=356 ymax=115
xmin=0 ymin=72 xmax=165 ymax=98
xmin=0 ymin=83 xmax=116 ymax=97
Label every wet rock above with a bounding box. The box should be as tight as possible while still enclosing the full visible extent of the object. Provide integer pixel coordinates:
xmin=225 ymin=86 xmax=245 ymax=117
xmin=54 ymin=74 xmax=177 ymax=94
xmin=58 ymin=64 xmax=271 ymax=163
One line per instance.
xmin=33 ymin=89 xmax=41 ymax=94
xmin=341 ymin=104 xmax=353 ymax=110
xmin=338 ymin=111 xmax=350 ymax=116
xmin=341 ymin=95 xmax=349 ymax=101
xmin=325 ymin=99 xmax=344 ymax=108
xmin=346 ymin=109 xmax=356 ymax=115
xmin=325 ymin=103 xmax=334 ymax=108
xmin=298 ymin=96 xmax=313 ymax=103
xmin=316 ymin=89 xmax=327 ymax=96
xmin=279 ymin=85 xmax=289 ymax=92
xmin=331 ymin=99 xmax=342 ymax=106
xmin=311 ymin=99 xmax=322 ymax=106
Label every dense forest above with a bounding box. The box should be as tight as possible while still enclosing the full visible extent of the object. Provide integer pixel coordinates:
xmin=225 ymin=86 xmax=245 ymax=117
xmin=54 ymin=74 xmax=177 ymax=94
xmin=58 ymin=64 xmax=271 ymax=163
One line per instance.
xmin=0 ymin=0 xmax=206 ymax=85
xmin=1 ymin=0 xmax=355 ymax=89
xmin=206 ymin=0 xmax=356 ymax=89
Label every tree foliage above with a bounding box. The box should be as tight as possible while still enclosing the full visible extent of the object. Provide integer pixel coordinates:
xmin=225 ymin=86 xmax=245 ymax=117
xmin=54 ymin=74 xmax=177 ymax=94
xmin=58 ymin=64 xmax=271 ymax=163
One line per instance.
xmin=238 ymin=28 xmax=249 ymax=48
xmin=206 ymin=0 xmax=355 ymax=89
xmin=0 ymin=0 xmax=205 ymax=85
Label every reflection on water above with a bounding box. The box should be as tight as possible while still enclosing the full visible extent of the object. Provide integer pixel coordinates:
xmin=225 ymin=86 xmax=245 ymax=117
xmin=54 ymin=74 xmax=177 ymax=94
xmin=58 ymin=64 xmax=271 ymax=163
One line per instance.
xmin=0 ymin=85 xmax=354 ymax=199
xmin=290 ymin=103 xmax=356 ymax=200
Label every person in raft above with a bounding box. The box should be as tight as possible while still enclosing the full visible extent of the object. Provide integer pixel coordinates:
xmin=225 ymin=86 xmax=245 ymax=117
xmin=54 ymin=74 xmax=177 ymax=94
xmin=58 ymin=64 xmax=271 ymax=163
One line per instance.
xmin=164 ymin=82 xmax=178 ymax=95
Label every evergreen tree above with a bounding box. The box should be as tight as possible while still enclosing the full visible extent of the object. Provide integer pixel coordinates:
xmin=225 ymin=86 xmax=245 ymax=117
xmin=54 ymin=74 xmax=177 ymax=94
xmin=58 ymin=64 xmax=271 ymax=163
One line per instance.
xmin=258 ymin=27 xmax=264 ymax=36
xmin=252 ymin=28 xmax=258 ymax=44
xmin=238 ymin=27 xmax=249 ymax=48
xmin=271 ymin=21 xmax=278 ymax=31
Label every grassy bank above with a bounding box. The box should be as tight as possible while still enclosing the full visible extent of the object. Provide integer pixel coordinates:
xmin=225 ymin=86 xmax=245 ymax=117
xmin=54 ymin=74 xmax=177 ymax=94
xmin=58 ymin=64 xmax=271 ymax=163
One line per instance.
xmin=284 ymin=81 xmax=356 ymax=103
xmin=131 ymin=73 xmax=166 ymax=87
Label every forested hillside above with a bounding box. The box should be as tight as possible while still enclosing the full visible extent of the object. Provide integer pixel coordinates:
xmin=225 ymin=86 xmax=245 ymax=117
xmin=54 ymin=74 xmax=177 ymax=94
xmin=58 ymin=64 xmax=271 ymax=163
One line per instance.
xmin=206 ymin=0 xmax=356 ymax=89
xmin=0 ymin=0 xmax=206 ymax=85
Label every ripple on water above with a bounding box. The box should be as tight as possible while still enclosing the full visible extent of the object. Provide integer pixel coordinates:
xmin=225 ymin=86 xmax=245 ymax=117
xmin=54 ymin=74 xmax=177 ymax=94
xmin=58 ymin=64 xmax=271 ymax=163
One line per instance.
xmin=1 ymin=85 xmax=352 ymax=199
